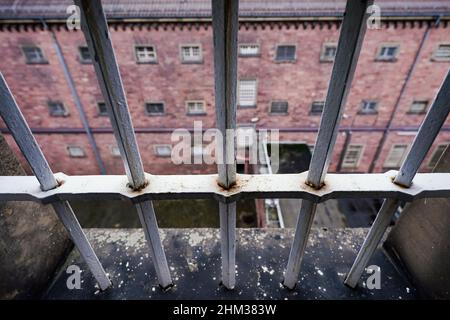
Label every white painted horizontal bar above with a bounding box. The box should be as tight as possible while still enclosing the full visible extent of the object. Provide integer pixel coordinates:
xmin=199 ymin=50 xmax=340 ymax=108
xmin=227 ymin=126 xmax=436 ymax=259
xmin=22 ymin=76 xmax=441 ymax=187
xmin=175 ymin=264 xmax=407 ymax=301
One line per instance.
xmin=1 ymin=171 xmax=450 ymax=204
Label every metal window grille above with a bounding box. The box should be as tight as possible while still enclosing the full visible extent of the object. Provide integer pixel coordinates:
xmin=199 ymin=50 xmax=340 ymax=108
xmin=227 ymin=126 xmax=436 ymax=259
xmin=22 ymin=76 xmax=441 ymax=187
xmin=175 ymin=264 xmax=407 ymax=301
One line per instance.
xmin=238 ymin=79 xmax=257 ymax=107
xmin=342 ymin=144 xmax=364 ymax=168
xmin=135 ymin=45 xmax=157 ymax=63
xmin=270 ymin=101 xmax=288 ymax=114
xmin=310 ymin=101 xmax=325 ymax=114
xmin=238 ymin=44 xmax=260 ymax=56
xmin=434 ymin=44 xmax=450 ymax=60
xmin=1 ymin=0 xmax=450 ymax=292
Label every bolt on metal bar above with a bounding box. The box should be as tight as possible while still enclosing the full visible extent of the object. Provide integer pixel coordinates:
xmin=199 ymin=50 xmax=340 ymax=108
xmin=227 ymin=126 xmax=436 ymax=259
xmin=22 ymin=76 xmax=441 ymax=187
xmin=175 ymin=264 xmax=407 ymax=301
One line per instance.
xmin=75 ymin=0 xmax=172 ymax=289
xmin=0 ymin=73 xmax=112 ymax=291
xmin=344 ymin=70 xmax=450 ymax=288
xmin=283 ymin=0 xmax=372 ymax=290
xmin=212 ymin=0 xmax=239 ymax=289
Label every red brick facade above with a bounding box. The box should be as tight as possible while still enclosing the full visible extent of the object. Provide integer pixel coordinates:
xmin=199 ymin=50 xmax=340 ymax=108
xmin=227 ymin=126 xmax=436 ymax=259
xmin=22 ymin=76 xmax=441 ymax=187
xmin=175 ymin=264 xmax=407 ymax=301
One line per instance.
xmin=1 ymin=18 xmax=450 ymax=176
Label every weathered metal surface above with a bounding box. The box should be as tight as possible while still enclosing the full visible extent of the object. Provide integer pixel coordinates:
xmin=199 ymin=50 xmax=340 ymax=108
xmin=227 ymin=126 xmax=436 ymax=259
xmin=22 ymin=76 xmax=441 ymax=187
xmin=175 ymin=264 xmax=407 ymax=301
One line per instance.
xmin=1 ymin=171 xmax=450 ymax=203
xmin=284 ymin=0 xmax=373 ymax=289
xmin=344 ymin=70 xmax=450 ymax=288
xmin=212 ymin=0 xmax=239 ymax=289
xmin=44 ymin=228 xmax=419 ymax=300
xmin=76 ymin=0 xmax=172 ymax=288
xmin=0 ymin=74 xmax=111 ymax=291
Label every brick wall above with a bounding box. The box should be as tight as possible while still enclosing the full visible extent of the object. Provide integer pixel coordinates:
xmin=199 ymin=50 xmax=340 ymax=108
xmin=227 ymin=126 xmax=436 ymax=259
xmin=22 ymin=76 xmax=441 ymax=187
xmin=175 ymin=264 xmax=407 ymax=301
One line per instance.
xmin=1 ymin=20 xmax=449 ymax=175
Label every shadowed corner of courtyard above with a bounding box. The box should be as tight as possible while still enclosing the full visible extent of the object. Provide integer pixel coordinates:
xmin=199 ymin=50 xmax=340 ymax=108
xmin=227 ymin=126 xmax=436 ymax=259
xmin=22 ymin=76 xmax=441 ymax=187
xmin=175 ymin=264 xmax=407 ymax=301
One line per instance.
xmin=71 ymin=198 xmax=257 ymax=229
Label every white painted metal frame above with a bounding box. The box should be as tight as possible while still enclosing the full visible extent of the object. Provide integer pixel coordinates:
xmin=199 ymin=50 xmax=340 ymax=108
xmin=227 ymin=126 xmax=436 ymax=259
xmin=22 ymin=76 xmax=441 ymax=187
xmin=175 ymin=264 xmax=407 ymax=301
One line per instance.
xmin=75 ymin=0 xmax=172 ymax=289
xmin=283 ymin=0 xmax=373 ymax=289
xmin=0 ymin=0 xmax=449 ymax=293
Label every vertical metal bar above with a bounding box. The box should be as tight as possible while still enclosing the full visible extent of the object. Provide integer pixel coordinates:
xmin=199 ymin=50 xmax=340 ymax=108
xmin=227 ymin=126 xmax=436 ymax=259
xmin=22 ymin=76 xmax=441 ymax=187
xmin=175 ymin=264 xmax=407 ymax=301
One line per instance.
xmin=283 ymin=0 xmax=372 ymax=289
xmin=75 ymin=0 xmax=172 ymax=289
xmin=0 ymin=73 xmax=111 ymax=291
xmin=212 ymin=0 xmax=239 ymax=289
xmin=344 ymin=70 xmax=450 ymax=288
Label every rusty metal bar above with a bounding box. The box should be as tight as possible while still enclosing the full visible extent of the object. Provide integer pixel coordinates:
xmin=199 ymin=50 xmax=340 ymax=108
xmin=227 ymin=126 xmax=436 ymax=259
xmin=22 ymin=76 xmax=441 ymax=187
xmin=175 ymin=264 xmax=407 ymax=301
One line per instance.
xmin=212 ymin=0 xmax=239 ymax=290
xmin=283 ymin=0 xmax=372 ymax=289
xmin=344 ymin=70 xmax=450 ymax=288
xmin=0 ymin=73 xmax=112 ymax=291
xmin=75 ymin=0 xmax=172 ymax=289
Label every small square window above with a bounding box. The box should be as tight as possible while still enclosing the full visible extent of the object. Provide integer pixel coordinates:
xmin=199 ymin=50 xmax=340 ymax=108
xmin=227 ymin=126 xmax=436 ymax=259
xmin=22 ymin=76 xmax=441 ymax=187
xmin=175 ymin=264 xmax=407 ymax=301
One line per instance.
xmin=22 ymin=46 xmax=47 ymax=64
xmin=48 ymin=101 xmax=69 ymax=117
xmin=320 ymin=43 xmax=337 ymax=62
xmin=145 ymin=102 xmax=165 ymax=116
xmin=359 ymin=100 xmax=378 ymax=114
xmin=154 ymin=145 xmax=172 ymax=157
xmin=376 ymin=44 xmax=399 ymax=61
xmin=97 ymin=102 xmax=108 ymax=116
xmin=428 ymin=144 xmax=447 ymax=168
xmin=342 ymin=144 xmax=364 ymax=168
xmin=432 ymin=44 xmax=450 ymax=61
xmin=186 ymin=101 xmax=205 ymax=115
xmin=67 ymin=146 xmax=86 ymax=158
xmin=110 ymin=145 xmax=121 ymax=157
xmin=270 ymin=101 xmax=288 ymax=114
xmin=409 ymin=100 xmax=428 ymax=114
xmin=180 ymin=45 xmax=203 ymax=63
xmin=310 ymin=101 xmax=325 ymax=115
xmin=79 ymin=46 xmax=92 ymax=63
xmin=238 ymin=79 xmax=257 ymax=107
xmin=384 ymin=144 xmax=408 ymax=168
xmin=275 ymin=45 xmax=296 ymax=62
xmin=135 ymin=45 xmax=157 ymax=63
xmin=239 ymin=44 xmax=260 ymax=57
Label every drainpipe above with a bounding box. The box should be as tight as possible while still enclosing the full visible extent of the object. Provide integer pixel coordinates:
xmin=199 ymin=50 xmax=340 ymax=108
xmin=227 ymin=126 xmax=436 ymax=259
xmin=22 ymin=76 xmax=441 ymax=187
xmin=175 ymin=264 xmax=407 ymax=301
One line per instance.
xmin=368 ymin=16 xmax=441 ymax=173
xmin=336 ymin=130 xmax=352 ymax=172
xmin=42 ymin=20 xmax=107 ymax=174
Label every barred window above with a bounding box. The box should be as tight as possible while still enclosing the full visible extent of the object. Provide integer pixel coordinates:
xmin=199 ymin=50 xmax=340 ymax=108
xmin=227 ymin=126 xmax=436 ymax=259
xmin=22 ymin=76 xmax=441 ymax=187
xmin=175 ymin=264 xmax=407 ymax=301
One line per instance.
xmin=275 ymin=45 xmax=296 ymax=61
xmin=432 ymin=44 xmax=450 ymax=61
xmin=270 ymin=101 xmax=288 ymax=114
xmin=239 ymin=44 xmax=260 ymax=57
xmin=238 ymin=79 xmax=257 ymax=107
xmin=342 ymin=144 xmax=364 ymax=168
xmin=310 ymin=101 xmax=325 ymax=115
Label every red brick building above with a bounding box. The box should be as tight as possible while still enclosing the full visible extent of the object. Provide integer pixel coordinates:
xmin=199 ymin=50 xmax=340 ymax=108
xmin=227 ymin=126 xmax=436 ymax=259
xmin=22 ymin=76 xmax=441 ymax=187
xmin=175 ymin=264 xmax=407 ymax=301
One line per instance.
xmin=1 ymin=0 xmax=450 ymax=176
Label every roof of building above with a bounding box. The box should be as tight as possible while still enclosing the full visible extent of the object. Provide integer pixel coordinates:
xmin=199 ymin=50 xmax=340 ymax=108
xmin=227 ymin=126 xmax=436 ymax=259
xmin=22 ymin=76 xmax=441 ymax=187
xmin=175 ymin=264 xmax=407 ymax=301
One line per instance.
xmin=0 ymin=0 xmax=449 ymax=20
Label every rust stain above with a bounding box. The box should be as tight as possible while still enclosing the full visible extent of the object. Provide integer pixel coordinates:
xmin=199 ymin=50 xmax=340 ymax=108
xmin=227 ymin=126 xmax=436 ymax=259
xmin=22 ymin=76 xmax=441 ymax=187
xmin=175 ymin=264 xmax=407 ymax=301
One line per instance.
xmin=127 ymin=179 xmax=150 ymax=192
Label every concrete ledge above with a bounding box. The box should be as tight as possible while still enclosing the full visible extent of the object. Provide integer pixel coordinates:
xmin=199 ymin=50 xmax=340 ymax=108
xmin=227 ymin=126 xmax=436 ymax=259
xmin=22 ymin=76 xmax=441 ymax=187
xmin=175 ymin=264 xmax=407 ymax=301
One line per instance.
xmin=44 ymin=228 xmax=418 ymax=300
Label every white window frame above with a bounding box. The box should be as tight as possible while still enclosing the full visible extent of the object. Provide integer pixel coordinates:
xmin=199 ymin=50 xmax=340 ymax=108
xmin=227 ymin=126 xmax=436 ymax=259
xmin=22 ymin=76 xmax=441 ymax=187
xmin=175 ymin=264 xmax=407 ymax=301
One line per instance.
xmin=320 ymin=42 xmax=337 ymax=62
xmin=238 ymin=79 xmax=257 ymax=108
xmin=359 ymin=100 xmax=378 ymax=114
xmin=154 ymin=144 xmax=172 ymax=157
xmin=180 ymin=44 xmax=203 ymax=63
xmin=384 ymin=144 xmax=409 ymax=168
xmin=310 ymin=101 xmax=325 ymax=115
xmin=135 ymin=45 xmax=157 ymax=63
xmin=238 ymin=43 xmax=260 ymax=57
xmin=186 ymin=100 xmax=206 ymax=115
xmin=342 ymin=144 xmax=365 ymax=169
xmin=67 ymin=145 xmax=86 ymax=158
xmin=432 ymin=43 xmax=450 ymax=61
xmin=376 ymin=43 xmax=399 ymax=61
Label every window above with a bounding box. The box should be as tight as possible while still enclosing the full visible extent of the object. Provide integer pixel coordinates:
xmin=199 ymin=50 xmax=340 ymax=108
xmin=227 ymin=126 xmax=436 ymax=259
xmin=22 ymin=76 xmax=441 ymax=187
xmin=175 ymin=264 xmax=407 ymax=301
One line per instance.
xmin=239 ymin=44 xmax=260 ymax=57
xmin=409 ymin=100 xmax=428 ymax=114
xmin=275 ymin=45 xmax=296 ymax=62
xmin=376 ymin=44 xmax=399 ymax=61
xmin=67 ymin=146 xmax=86 ymax=158
xmin=79 ymin=46 xmax=92 ymax=63
xmin=342 ymin=144 xmax=364 ymax=168
xmin=154 ymin=145 xmax=172 ymax=157
xmin=22 ymin=46 xmax=47 ymax=64
xmin=384 ymin=144 xmax=408 ymax=168
xmin=186 ymin=101 xmax=205 ymax=115
xmin=238 ymin=79 xmax=257 ymax=107
xmin=310 ymin=101 xmax=325 ymax=115
xmin=432 ymin=44 xmax=450 ymax=61
xmin=320 ymin=43 xmax=337 ymax=62
xmin=110 ymin=145 xmax=121 ymax=157
xmin=135 ymin=45 xmax=157 ymax=63
xmin=180 ymin=45 xmax=202 ymax=63
xmin=48 ymin=101 xmax=68 ymax=117
xmin=97 ymin=102 xmax=108 ymax=116
xmin=359 ymin=100 xmax=378 ymax=114
xmin=145 ymin=102 xmax=165 ymax=116
xmin=428 ymin=144 xmax=447 ymax=168
xmin=270 ymin=101 xmax=288 ymax=114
